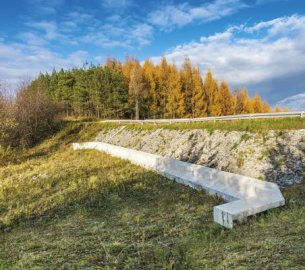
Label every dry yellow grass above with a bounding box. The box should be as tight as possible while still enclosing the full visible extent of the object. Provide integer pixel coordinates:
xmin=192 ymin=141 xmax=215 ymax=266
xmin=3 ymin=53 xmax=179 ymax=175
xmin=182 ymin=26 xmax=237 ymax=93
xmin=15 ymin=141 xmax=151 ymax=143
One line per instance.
xmin=0 ymin=122 xmax=304 ymax=269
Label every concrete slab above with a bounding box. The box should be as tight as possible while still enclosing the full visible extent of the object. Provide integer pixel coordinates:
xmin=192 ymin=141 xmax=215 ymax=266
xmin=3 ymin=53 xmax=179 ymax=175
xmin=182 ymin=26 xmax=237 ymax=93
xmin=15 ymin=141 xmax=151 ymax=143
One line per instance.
xmin=73 ymin=142 xmax=285 ymax=228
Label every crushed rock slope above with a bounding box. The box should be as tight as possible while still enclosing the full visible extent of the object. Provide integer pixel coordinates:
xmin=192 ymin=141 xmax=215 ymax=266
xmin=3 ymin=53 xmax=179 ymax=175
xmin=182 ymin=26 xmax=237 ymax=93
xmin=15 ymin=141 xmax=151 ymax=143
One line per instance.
xmin=96 ymin=127 xmax=305 ymax=186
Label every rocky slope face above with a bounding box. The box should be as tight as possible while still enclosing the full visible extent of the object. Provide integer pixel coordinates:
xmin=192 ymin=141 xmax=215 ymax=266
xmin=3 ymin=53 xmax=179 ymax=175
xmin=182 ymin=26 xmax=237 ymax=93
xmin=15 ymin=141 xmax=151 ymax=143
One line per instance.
xmin=96 ymin=127 xmax=305 ymax=186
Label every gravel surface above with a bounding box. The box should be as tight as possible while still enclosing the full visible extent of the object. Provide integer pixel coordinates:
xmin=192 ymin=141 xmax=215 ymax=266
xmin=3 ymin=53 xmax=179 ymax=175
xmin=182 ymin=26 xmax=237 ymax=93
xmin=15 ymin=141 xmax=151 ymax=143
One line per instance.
xmin=96 ymin=127 xmax=305 ymax=186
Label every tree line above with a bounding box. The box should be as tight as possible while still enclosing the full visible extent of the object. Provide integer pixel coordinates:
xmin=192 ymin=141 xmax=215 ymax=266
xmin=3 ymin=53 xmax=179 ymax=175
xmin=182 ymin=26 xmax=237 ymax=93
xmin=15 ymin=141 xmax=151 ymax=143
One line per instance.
xmin=30 ymin=57 xmax=285 ymax=120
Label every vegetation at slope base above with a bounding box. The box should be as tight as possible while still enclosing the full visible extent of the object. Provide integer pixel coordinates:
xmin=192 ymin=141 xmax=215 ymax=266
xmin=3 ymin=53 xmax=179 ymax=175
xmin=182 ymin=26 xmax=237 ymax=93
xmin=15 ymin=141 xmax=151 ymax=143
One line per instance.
xmin=0 ymin=122 xmax=304 ymax=269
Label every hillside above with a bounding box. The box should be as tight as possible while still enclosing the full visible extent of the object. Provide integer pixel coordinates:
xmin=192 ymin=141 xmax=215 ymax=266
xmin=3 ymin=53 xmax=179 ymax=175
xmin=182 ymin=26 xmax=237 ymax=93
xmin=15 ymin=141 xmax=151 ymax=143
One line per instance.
xmin=0 ymin=121 xmax=305 ymax=269
xmin=96 ymin=122 xmax=305 ymax=186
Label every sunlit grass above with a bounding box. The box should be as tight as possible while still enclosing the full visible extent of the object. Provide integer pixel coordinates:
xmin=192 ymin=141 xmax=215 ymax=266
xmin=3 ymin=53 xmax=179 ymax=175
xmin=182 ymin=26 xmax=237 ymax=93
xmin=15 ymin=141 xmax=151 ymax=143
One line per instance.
xmin=100 ymin=117 xmax=305 ymax=132
xmin=0 ymin=122 xmax=304 ymax=269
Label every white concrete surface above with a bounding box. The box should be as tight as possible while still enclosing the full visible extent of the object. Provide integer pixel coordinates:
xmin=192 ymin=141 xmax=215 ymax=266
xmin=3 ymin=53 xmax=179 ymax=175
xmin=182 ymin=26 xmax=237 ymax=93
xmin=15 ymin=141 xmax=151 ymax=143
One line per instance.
xmin=73 ymin=142 xmax=285 ymax=228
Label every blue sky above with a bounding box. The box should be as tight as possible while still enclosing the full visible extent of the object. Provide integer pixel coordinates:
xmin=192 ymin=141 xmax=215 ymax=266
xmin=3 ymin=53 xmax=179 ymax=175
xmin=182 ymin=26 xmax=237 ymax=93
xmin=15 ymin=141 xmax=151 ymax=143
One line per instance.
xmin=0 ymin=0 xmax=305 ymax=107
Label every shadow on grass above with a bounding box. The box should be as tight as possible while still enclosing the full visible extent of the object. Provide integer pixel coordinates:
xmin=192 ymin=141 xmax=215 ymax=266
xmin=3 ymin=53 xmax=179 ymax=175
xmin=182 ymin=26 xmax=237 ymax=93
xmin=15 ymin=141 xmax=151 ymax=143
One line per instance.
xmin=6 ymin=170 xmax=221 ymax=229
xmin=0 ymin=121 xmax=103 ymax=166
xmin=1 ymin=165 xmax=223 ymax=269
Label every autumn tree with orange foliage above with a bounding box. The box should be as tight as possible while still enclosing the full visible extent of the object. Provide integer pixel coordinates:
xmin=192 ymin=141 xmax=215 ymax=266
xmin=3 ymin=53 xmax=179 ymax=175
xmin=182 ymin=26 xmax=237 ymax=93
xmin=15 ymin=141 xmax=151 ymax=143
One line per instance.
xmin=234 ymin=89 xmax=250 ymax=114
xmin=156 ymin=57 xmax=171 ymax=118
xmin=192 ymin=67 xmax=207 ymax=117
xmin=165 ymin=64 xmax=185 ymax=118
xmin=143 ymin=59 xmax=157 ymax=118
xmin=30 ymin=56 xmax=285 ymax=120
xmin=203 ymin=70 xmax=222 ymax=116
xmin=180 ymin=58 xmax=195 ymax=117
xmin=219 ymin=81 xmax=234 ymax=116
xmin=129 ymin=62 xmax=146 ymax=120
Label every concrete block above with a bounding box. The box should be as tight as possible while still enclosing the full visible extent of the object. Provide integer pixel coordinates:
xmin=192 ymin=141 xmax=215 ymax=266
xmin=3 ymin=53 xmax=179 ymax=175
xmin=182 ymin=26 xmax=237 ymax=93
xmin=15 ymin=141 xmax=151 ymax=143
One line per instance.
xmin=73 ymin=142 xmax=285 ymax=229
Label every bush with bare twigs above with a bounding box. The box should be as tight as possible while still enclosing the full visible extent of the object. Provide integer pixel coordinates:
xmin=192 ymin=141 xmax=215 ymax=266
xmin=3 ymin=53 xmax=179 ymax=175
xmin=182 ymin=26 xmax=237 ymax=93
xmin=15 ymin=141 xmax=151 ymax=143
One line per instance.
xmin=0 ymin=82 xmax=62 ymax=148
xmin=0 ymin=88 xmax=16 ymax=147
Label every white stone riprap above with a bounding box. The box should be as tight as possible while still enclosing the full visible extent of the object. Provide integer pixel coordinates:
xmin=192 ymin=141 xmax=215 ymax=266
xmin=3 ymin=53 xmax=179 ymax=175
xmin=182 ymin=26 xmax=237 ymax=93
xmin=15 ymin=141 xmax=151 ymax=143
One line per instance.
xmin=73 ymin=142 xmax=285 ymax=229
xmin=96 ymin=128 xmax=305 ymax=186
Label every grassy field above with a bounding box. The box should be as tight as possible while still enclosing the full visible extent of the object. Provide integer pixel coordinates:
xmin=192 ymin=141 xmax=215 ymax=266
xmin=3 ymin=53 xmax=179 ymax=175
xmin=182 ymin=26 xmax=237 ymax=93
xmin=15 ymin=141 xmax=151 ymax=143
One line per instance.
xmin=101 ymin=117 xmax=305 ymax=132
xmin=0 ymin=122 xmax=305 ymax=269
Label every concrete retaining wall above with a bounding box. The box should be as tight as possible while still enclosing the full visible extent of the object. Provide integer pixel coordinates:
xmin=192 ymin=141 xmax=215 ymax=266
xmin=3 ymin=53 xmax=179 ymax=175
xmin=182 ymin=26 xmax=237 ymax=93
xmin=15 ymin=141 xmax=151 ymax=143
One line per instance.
xmin=73 ymin=142 xmax=285 ymax=228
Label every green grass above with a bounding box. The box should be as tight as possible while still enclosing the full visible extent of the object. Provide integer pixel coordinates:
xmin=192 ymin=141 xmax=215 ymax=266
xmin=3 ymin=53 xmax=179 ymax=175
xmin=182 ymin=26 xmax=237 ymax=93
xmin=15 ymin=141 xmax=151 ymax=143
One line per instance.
xmin=0 ymin=122 xmax=305 ymax=269
xmin=100 ymin=117 xmax=305 ymax=132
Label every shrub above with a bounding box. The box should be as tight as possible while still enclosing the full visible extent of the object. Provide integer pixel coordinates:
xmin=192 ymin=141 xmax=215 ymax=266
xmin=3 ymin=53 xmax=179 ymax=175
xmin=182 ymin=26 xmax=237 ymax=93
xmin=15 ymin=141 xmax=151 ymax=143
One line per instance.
xmin=0 ymin=89 xmax=17 ymax=147
xmin=0 ymin=81 xmax=62 ymax=148
xmin=13 ymin=83 xmax=62 ymax=147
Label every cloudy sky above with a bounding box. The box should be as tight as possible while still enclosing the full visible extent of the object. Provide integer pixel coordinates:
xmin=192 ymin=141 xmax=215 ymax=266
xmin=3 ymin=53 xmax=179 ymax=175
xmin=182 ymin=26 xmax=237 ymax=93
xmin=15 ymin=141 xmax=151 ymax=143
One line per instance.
xmin=0 ymin=0 xmax=305 ymax=107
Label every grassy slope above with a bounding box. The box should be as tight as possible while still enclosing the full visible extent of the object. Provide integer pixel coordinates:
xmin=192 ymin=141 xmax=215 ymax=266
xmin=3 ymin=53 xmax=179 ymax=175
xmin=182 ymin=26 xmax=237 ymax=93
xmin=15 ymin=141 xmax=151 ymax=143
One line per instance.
xmin=101 ymin=117 xmax=305 ymax=132
xmin=0 ymin=122 xmax=304 ymax=269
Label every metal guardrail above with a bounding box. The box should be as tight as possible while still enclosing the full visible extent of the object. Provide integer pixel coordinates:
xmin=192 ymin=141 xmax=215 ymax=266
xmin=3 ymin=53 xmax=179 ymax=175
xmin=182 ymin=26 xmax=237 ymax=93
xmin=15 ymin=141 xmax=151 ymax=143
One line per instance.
xmin=101 ymin=111 xmax=305 ymax=124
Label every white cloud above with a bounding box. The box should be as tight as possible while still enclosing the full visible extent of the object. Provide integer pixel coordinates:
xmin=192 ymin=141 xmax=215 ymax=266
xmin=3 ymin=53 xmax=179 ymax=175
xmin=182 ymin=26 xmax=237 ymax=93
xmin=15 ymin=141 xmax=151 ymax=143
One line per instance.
xmin=200 ymin=31 xmax=233 ymax=43
xmin=244 ymin=15 xmax=305 ymax=37
xmin=19 ymin=32 xmax=49 ymax=46
xmin=26 ymin=21 xmax=59 ymax=40
xmin=100 ymin=0 xmax=134 ymax=11
xmin=0 ymin=3 xmax=153 ymax=89
xmin=106 ymin=15 xmax=122 ymax=23
xmin=25 ymin=0 xmax=65 ymax=15
xmin=22 ymin=9 xmax=153 ymax=50
xmin=150 ymin=15 xmax=305 ymax=101
xmin=130 ymin=23 xmax=154 ymax=47
xmin=23 ymin=19 xmax=80 ymax=46
xmin=0 ymin=40 xmax=88 ymax=89
xmin=67 ymin=11 xmax=95 ymax=24
xmin=277 ymin=93 xmax=305 ymax=111
xmin=81 ymin=22 xmax=154 ymax=48
xmin=81 ymin=32 xmax=131 ymax=48
xmin=148 ymin=0 xmax=248 ymax=31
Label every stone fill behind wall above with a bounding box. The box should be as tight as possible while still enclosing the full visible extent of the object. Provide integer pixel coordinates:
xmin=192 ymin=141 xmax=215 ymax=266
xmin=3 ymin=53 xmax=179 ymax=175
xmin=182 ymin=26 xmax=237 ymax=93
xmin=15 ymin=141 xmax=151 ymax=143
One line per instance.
xmin=96 ymin=127 xmax=305 ymax=186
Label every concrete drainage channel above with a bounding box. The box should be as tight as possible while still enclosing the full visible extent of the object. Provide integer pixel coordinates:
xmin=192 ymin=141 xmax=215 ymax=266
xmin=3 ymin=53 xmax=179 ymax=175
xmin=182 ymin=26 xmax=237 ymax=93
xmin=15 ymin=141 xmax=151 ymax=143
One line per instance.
xmin=73 ymin=142 xmax=285 ymax=229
